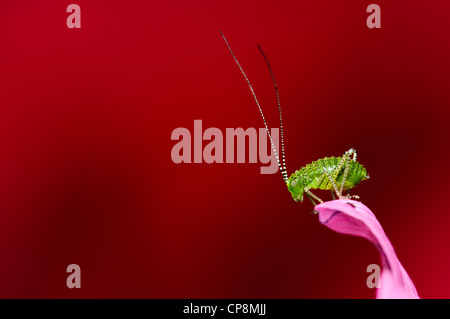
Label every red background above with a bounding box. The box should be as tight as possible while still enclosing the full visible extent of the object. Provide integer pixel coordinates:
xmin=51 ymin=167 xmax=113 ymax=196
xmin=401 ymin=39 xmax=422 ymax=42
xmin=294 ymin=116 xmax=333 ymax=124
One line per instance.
xmin=1 ymin=0 xmax=449 ymax=298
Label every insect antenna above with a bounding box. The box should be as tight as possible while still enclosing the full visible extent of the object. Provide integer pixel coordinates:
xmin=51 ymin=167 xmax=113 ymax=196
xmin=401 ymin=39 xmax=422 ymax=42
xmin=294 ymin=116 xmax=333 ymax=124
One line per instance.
xmin=257 ymin=44 xmax=288 ymax=182
xmin=220 ymin=31 xmax=288 ymax=183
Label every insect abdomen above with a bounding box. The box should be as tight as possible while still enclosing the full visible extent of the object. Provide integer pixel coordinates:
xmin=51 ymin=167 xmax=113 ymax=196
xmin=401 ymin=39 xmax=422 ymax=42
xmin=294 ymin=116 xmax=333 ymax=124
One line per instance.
xmin=295 ymin=157 xmax=368 ymax=191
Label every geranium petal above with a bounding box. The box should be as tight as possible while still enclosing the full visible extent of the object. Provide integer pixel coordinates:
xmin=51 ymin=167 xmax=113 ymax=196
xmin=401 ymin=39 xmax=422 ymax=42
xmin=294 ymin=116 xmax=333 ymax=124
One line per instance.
xmin=314 ymin=199 xmax=419 ymax=299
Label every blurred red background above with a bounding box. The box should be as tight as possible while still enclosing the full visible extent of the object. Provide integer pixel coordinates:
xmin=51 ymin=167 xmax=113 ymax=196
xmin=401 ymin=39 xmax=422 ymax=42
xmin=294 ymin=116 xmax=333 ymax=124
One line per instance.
xmin=0 ymin=0 xmax=449 ymax=298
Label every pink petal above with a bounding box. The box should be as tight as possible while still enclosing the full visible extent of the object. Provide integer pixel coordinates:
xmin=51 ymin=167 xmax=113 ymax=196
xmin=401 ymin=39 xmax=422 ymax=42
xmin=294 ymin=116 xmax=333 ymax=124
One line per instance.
xmin=314 ymin=199 xmax=419 ymax=299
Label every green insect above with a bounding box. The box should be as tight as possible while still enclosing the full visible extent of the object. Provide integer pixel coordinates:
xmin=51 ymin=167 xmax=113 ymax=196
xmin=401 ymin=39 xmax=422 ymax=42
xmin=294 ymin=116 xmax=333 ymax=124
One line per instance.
xmin=220 ymin=31 xmax=369 ymax=205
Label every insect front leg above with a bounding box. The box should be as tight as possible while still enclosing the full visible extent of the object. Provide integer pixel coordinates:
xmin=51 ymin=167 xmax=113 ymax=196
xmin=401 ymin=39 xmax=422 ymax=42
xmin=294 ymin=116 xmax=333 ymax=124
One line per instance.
xmin=304 ymin=187 xmax=323 ymax=205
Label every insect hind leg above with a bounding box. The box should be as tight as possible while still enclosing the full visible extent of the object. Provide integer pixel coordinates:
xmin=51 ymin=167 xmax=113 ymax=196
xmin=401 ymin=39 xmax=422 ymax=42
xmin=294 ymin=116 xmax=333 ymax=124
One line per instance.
xmin=338 ymin=155 xmax=351 ymax=197
xmin=338 ymin=148 xmax=361 ymax=200
xmin=345 ymin=189 xmax=360 ymax=200
xmin=323 ymin=170 xmax=341 ymax=198
xmin=329 ymin=148 xmax=356 ymax=199
xmin=351 ymin=148 xmax=357 ymax=161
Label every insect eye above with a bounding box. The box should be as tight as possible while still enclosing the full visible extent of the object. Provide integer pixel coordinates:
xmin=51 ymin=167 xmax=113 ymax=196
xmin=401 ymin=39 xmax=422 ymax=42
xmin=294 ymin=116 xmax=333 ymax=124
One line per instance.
xmin=290 ymin=180 xmax=297 ymax=187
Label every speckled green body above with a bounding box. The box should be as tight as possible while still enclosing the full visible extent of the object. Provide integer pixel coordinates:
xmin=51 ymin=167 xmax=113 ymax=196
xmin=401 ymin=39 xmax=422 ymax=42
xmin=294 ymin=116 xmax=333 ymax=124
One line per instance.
xmin=287 ymin=156 xmax=369 ymax=202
